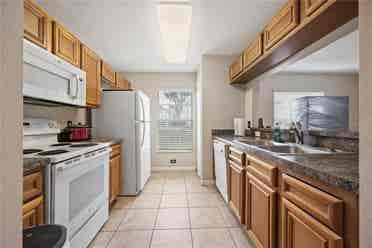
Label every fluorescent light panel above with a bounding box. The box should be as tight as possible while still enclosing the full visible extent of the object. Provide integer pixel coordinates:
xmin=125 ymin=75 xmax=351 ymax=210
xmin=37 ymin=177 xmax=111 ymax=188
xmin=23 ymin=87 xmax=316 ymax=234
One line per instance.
xmin=157 ymin=2 xmax=192 ymax=64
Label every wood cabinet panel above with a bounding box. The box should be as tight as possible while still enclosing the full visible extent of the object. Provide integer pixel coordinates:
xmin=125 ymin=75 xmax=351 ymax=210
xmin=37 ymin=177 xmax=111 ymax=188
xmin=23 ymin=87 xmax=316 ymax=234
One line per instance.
xmin=109 ymin=144 xmax=121 ymax=207
xmin=228 ymin=147 xmax=245 ymax=166
xmin=246 ymin=172 xmax=276 ymax=248
xmin=110 ymin=144 xmax=121 ymax=158
xmin=281 ymin=198 xmax=343 ymax=248
xmin=53 ymin=22 xmax=81 ymax=67
xmin=116 ymin=73 xmax=130 ymax=90
xmin=246 ymin=154 xmax=277 ymax=188
xmin=101 ymin=61 xmax=116 ymax=87
xmin=22 ymin=196 xmax=44 ymax=229
xmin=304 ymin=0 xmax=329 ymax=17
xmin=81 ymin=44 xmax=101 ymax=107
xmin=281 ymin=174 xmax=343 ymax=233
xmin=263 ymin=0 xmax=299 ymax=51
xmin=24 ymin=0 xmax=49 ymax=50
xmin=230 ymin=55 xmax=244 ymax=81
xmin=229 ymin=161 xmax=245 ymax=223
xmin=23 ymin=171 xmax=43 ymax=203
xmin=243 ymin=34 xmax=263 ymax=69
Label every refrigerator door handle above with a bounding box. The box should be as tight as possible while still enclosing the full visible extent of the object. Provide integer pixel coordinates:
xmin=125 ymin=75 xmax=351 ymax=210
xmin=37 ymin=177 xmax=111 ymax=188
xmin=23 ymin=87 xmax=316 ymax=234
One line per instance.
xmin=141 ymin=122 xmax=145 ymax=147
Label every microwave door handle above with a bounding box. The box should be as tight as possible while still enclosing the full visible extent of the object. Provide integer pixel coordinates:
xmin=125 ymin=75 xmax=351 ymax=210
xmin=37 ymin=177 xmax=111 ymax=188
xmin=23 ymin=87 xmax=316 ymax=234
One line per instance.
xmin=75 ymin=75 xmax=79 ymax=98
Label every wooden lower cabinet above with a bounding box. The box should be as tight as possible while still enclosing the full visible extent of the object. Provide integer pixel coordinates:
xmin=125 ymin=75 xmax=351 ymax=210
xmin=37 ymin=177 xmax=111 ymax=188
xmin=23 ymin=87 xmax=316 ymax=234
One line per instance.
xmin=281 ymin=198 xmax=343 ymax=248
xmin=246 ymin=172 xmax=276 ymax=248
xmin=229 ymin=162 xmax=245 ymax=223
xmin=109 ymin=144 xmax=121 ymax=207
xmin=23 ymin=195 xmax=44 ymax=229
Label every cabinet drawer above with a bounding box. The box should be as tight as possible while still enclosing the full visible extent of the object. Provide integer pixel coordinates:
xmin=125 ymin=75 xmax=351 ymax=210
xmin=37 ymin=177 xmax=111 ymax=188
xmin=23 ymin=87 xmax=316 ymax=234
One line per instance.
xmin=230 ymin=55 xmax=243 ymax=80
xmin=53 ymin=22 xmax=81 ymax=67
xmin=281 ymin=174 xmax=343 ymax=233
xmin=246 ymin=154 xmax=277 ymax=188
xmin=228 ymin=147 xmax=245 ymax=165
xmin=24 ymin=0 xmax=49 ymax=50
xmin=264 ymin=0 xmax=299 ymax=51
xmin=23 ymin=171 xmax=43 ymax=203
xmin=101 ymin=61 xmax=116 ymax=86
xmin=243 ymin=34 xmax=263 ymax=69
xmin=304 ymin=0 xmax=329 ymax=18
xmin=110 ymin=144 xmax=121 ymax=158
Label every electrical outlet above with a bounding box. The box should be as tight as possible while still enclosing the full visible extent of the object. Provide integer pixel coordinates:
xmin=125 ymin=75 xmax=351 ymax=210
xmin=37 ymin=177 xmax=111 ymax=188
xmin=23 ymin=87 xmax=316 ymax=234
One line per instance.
xmin=170 ymin=159 xmax=177 ymax=165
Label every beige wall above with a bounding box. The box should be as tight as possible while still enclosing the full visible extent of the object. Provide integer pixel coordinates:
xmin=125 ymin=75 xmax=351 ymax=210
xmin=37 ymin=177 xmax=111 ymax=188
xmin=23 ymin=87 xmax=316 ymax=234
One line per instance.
xmin=0 ymin=0 xmax=23 ymax=247
xmin=124 ymin=72 xmax=197 ymax=169
xmin=359 ymin=2 xmax=372 ymax=247
xmin=245 ymin=73 xmax=359 ymax=131
xmin=197 ymin=55 xmax=245 ymax=181
xmin=24 ymin=104 xmax=88 ymax=125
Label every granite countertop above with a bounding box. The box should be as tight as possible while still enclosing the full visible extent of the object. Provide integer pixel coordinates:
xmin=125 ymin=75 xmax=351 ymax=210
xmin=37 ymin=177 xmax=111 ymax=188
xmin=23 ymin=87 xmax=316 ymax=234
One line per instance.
xmin=23 ymin=158 xmax=51 ymax=176
xmin=214 ymin=134 xmax=359 ymax=193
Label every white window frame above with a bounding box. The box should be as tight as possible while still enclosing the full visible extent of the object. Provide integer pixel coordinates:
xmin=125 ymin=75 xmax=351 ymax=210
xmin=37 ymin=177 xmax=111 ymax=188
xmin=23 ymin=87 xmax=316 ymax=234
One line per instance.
xmin=157 ymin=88 xmax=194 ymax=153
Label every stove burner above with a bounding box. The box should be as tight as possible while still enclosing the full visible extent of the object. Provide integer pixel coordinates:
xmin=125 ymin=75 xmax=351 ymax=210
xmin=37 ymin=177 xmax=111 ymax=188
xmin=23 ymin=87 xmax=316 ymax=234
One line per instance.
xmin=70 ymin=143 xmax=98 ymax=148
xmin=38 ymin=150 xmax=69 ymax=156
xmin=23 ymin=149 xmax=43 ymax=155
xmin=51 ymin=143 xmax=71 ymax=147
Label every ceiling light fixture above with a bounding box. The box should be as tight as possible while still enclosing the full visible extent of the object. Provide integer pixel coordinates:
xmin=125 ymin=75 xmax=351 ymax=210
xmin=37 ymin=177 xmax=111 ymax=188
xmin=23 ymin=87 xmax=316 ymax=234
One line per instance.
xmin=157 ymin=1 xmax=192 ymax=64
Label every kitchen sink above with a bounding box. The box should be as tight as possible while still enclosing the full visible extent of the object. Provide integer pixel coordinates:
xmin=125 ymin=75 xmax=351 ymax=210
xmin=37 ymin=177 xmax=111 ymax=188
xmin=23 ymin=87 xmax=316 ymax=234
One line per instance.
xmin=234 ymin=138 xmax=278 ymax=146
xmin=256 ymin=144 xmax=331 ymax=155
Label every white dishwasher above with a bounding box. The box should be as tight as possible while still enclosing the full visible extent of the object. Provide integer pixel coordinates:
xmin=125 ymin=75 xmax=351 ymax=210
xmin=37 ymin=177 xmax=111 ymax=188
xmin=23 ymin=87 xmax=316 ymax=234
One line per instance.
xmin=213 ymin=140 xmax=229 ymax=203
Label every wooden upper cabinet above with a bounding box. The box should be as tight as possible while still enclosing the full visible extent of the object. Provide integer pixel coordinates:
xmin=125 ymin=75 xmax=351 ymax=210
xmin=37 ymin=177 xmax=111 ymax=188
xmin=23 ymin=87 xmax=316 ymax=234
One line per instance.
xmin=263 ymin=0 xmax=299 ymax=51
xmin=229 ymin=55 xmax=243 ymax=81
xmin=303 ymin=0 xmax=329 ymax=18
xmin=116 ymin=73 xmax=130 ymax=90
xmin=24 ymin=0 xmax=50 ymax=50
xmin=281 ymin=198 xmax=343 ymax=248
xmin=81 ymin=44 xmax=101 ymax=107
xmin=101 ymin=61 xmax=116 ymax=86
xmin=53 ymin=22 xmax=81 ymax=67
xmin=246 ymin=172 xmax=276 ymax=248
xmin=243 ymin=34 xmax=263 ymax=69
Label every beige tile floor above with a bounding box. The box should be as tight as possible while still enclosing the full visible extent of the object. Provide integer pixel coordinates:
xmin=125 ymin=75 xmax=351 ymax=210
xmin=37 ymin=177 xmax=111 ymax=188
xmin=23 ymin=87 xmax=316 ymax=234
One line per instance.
xmin=89 ymin=171 xmax=255 ymax=248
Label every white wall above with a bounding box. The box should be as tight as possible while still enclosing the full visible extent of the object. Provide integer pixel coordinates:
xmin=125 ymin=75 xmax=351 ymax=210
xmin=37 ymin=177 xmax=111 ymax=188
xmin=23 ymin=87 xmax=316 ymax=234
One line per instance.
xmin=124 ymin=72 xmax=197 ymax=169
xmin=245 ymin=73 xmax=359 ymax=131
xmin=197 ymin=55 xmax=245 ymax=181
xmin=0 ymin=0 xmax=23 ymax=247
xmin=359 ymin=2 xmax=372 ymax=247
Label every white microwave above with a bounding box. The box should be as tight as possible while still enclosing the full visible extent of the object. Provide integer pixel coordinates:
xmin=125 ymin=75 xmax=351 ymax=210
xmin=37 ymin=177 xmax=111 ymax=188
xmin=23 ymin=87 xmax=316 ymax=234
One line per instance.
xmin=23 ymin=39 xmax=86 ymax=107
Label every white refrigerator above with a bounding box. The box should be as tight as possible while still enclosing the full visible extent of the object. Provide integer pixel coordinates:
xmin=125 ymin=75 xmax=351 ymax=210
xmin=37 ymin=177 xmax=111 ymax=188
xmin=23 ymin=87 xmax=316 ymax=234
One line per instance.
xmin=92 ymin=90 xmax=151 ymax=196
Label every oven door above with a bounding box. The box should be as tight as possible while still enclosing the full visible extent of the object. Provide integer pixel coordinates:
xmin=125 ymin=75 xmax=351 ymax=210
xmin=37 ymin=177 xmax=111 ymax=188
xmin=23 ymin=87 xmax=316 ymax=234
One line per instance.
xmin=52 ymin=150 xmax=109 ymax=239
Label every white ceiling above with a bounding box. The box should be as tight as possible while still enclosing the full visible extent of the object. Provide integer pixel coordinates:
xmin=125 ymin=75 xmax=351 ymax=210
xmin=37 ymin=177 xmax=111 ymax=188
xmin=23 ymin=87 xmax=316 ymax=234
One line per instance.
xmin=36 ymin=0 xmax=287 ymax=72
xmin=282 ymin=30 xmax=359 ymax=74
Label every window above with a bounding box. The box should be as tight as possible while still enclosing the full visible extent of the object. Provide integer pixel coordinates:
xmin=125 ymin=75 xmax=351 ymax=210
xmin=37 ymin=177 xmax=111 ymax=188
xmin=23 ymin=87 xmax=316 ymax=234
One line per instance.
xmin=273 ymin=91 xmax=324 ymax=128
xmin=158 ymin=89 xmax=193 ymax=152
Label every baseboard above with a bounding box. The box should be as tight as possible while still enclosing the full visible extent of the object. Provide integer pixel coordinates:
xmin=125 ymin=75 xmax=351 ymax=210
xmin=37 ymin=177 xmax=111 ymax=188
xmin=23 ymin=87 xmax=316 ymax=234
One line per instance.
xmin=152 ymin=166 xmax=197 ymax=172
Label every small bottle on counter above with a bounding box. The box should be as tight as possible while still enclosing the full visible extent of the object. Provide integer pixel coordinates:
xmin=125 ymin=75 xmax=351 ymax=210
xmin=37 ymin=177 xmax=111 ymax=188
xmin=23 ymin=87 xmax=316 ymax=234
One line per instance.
xmin=273 ymin=122 xmax=281 ymax=142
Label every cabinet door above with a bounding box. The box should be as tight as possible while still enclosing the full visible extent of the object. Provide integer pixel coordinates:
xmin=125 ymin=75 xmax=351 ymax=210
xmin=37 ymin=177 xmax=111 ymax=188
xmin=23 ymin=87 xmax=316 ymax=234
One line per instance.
xmin=115 ymin=73 xmax=129 ymax=89
xmin=230 ymin=55 xmax=244 ymax=81
xmin=304 ymin=0 xmax=328 ymax=17
xmin=281 ymin=198 xmax=343 ymax=248
xmin=263 ymin=0 xmax=299 ymax=51
xmin=23 ymin=196 xmax=44 ymax=229
xmin=229 ymin=162 xmax=245 ymax=223
xmin=102 ymin=61 xmax=116 ymax=87
xmin=246 ymin=172 xmax=276 ymax=248
xmin=53 ymin=22 xmax=80 ymax=67
xmin=24 ymin=0 xmax=49 ymax=49
xmin=23 ymin=171 xmax=43 ymax=203
xmin=243 ymin=34 xmax=263 ymax=69
xmin=110 ymin=155 xmax=121 ymax=206
xmin=81 ymin=44 xmax=101 ymax=107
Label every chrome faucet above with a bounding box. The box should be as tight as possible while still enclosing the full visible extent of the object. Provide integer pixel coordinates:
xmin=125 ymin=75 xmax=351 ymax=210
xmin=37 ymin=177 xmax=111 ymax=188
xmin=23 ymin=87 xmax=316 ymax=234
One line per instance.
xmin=294 ymin=121 xmax=304 ymax=144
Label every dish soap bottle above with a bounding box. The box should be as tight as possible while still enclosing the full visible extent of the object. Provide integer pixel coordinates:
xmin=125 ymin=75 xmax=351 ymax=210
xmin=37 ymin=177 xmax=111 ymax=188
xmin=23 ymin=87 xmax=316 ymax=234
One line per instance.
xmin=273 ymin=122 xmax=281 ymax=142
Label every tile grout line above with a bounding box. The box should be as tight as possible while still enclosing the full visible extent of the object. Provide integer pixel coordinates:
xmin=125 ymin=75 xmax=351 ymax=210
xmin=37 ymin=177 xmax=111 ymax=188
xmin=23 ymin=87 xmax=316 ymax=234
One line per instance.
xmin=186 ymin=175 xmax=195 ymax=248
xmin=148 ymin=183 xmax=163 ymax=248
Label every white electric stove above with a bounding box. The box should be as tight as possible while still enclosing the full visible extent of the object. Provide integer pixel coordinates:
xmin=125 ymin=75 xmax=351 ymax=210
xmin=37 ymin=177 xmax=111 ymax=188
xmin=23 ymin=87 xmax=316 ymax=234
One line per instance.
xmin=24 ymin=119 xmax=110 ymax=248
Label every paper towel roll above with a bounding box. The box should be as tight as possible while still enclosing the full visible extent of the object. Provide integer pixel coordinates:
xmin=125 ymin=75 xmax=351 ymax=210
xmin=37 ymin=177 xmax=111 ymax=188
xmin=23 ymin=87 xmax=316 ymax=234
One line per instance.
xmin=234 ymin=118 xmax=245 ymax=136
